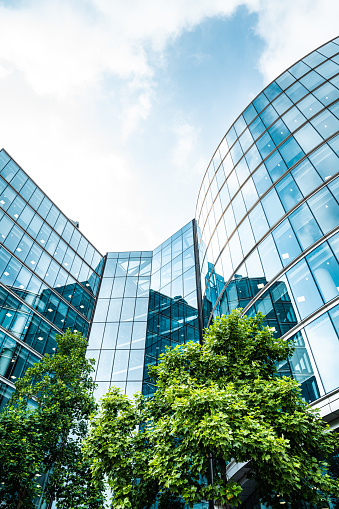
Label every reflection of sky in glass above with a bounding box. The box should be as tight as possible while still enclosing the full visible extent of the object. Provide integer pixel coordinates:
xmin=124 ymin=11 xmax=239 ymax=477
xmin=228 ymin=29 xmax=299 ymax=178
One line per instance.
xmin=197 ymin=39 xmax=339 ymax=402
xmin=88 ymin=220 xmax=201 ymax=400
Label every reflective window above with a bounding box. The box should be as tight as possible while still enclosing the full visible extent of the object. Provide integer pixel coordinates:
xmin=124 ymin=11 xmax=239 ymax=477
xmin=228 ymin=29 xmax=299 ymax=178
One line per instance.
xmin=258 ymin=235 xmax=283 ymax=281
xmin=307 ymin=242 xmax=339 ymax=302
xmin=272 ymin=92 xmax=293 ymax=116
xmin=316 ymin=59 xmax=338 ymax=79
xmin=238 ymin=128 xmax=253 ymax=153
xmin=252 ymin=164 xmax=272 ymax=197
xmin=285 ymin=81 xmax=308 ymax=102
xmin=279 ymin=137 xmax=304 ymax=168
xmin=268 ymin=118 xmax=290 ymax=146
xmin=232 ymin=192 xmax=246 ymax=223
xmin=265 ymin=151 xmax=288 ymax=182
xmin=287 ymin=259 xmax=323 ymax=319
xmin=300 ymin=70 xmax=324 ymax=91
xmin=261 ymin=188 xmax=284 ymax=227
xmin=256 ymin=132 xmax=275 ymax=159
xmin=276 ymin=173 xmax=303 ymax=211
xmin=243 ymin=104 xmax=257 ymax=125
xmin=237 ymin=217 xmax=255 ymax=256
xmin=294 ymin=123 xmax=322 ymax=153
xmin=245 ymin=144 xmax=261 ymax=172
xmin=313 ymin=82 xmax=339 ymax=106
xmin=234 ymin=115 xmax=246 ymax=136
xmin=297 ymin=93 xmax=323 ymax=119
xmin=291 ymin=159 xmax=322 ymax=196
xmin=241 ymin=179 xmax=258 ymax=210
xmin=273 ymin=219 xmax=302 ymax=266
xmin=225 ymin=126 xmax=237 ymax=148
xmin=111 ymin=350 xmax=129 ymax=381
xmin=311 ymin=109 xmax=339 ymax=138
xmin=249 ymin=203 xmax=269 ymax=242
xmin=289 ymin=203 xmax=322 ymax=250
xmin=309 ymin=144 xmax=339 ymax=181
xmin=307 ymin=186 xmax=339 ymax=233
xmin=289 ymin=60 xmax=310 ymax=79
xmin=264 ymin=81 xmax=282 ymax=102
xmin=260 ymin=105 xmax=278 ymax=129
xmin=282 ymin=107 xmax=307 ymax=132
xmin=253 ymin=92 xmax=269 ymax=114
xmin=305 ymin=313 xmax=339 ymax=393
xmin=248 ymin=116 xmax=266 ymax=140
xmin=276 ymin=71 xmax=295 ymax=90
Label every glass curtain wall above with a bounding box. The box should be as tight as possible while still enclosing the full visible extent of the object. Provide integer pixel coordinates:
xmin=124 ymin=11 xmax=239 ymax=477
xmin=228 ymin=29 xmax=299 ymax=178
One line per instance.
xmin=142 ymin=221 xmax=200 ymax=397
xmin=88 ymin=251 xmax=152 ymax=399
xmin=88 ymin=221 xmax=201 ymax=400
xmin=0 ymin=149 xmax=103 ymax=407
xmin=196 ymin=37 xmax=339 ymax=404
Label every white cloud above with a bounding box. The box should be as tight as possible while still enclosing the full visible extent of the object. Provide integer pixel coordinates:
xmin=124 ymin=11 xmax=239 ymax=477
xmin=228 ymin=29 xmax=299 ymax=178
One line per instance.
xmin=255 ymin=0 xmax=339 ymax=83
xmin=0 ymin=0 xmax=337 ymax=253
xmin=171 ymin=121 xmax=205 ymax=179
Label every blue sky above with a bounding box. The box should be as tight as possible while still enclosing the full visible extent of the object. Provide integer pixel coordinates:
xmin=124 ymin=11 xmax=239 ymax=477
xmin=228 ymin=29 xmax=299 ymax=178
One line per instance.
xmin=0 ymin=0 xmax=337 ymax=253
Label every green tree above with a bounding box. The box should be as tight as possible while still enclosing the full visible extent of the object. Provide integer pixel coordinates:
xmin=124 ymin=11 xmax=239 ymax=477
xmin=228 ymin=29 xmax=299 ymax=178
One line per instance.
xmin=84 ymin=310 xmax=339 ymax=509
xmin=0 ymin=330 xmax=105 ymax=509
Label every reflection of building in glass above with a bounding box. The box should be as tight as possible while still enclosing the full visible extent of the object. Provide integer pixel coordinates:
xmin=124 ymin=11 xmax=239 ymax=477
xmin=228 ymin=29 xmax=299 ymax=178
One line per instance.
xmin=196 ymin=36 xmax=339 ymax=506
xmin=87 ymin=221 xmax=201 ymax=400
xmin=143 ymin=289 xmax=199 ymax=397
xmin=0 ymin=36 xmax=339 ymax=509
xmin=196 ymin=36 xmax=339 ymax=408
xmin=0 ymin=149 xmax=103 ymax=411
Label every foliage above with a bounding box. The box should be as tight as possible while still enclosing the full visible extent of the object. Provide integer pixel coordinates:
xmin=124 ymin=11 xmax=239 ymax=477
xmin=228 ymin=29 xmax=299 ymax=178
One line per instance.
xmin=84 ymin=310 xmax=339 ymax=509
xmin=0 ymin=330 xmax=105 ymax=509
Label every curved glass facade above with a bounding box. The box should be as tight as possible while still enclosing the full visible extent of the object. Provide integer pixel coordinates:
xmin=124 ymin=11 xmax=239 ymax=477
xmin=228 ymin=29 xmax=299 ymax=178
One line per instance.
xmin=196 ymin=36 xmax=339 ymax=404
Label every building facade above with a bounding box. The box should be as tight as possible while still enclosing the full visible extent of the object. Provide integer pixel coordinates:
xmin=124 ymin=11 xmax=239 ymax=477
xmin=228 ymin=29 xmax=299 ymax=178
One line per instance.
xmin=197 ymin=36 xmax=339 ymax=410
xmin=87 ymin=220 xmax=201 ymax=401
xmin=0 ymin=36 xmax=339 ymax=509
xmin=0 ymin=149 xmax=103 ymax=410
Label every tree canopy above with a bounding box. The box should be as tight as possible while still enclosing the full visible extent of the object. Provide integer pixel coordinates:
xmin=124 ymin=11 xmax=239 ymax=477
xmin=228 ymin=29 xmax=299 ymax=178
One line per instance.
xmin=0 ymin=330 xmax=105 ymax=509
xmin=84 ymin=310 xmax=339 ymax=509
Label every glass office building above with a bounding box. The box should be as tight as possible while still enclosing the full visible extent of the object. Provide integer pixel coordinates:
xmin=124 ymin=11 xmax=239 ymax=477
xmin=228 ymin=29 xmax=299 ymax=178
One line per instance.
xmin=0 ymin=149 xmax=103 ymax=410
xmin=87 ymin=221 xmax=201 ymax=400
xmin=0 ymin=35 xmax=339 ymax=509
xmin=196 ymin=36 xmax=339 ymax=407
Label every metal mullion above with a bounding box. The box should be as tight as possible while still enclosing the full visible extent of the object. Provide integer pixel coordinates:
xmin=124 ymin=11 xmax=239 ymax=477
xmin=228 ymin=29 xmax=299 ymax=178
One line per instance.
xmin=199 ymin=126 xmax=339 ymax=271
xmin=206 ymin=224 xmax=339 ymax=327
xmin=0 ymin=324 xmax=43 ymax=359
xmin=199 ymin=92 xmax=339 ymax=236
xmin=0 ymin=280 xmax=65 ymax=335
xmin=197 ymin=50 xmax=339 ymax=221
xmin=0 ymin=374 xmax=15 ymax=389
xmin=0 ymin=241 xmax=91 ymax=323
xmin=0 ymin=202 xmax=97 ymax=300
xmin=0 ymin=149 xmax=103 ymax=276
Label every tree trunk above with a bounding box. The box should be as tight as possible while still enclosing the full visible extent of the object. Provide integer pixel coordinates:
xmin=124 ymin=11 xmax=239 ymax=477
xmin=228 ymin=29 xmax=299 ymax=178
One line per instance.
xmin=220 ymin=458 xmax=231 ymax=509
xmin=17 ymin=486 xmax=27 ymax=509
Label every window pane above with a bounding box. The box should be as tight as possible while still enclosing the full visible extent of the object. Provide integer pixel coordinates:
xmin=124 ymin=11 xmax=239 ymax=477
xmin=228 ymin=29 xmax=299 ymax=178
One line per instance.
xmin=289 ymin=203 xmax=322 ymax=250
xmin=258 ymin=235 xmax=282 ymax=280
xmin=305 ymin=313 xmax=339 ymax=393
xmin=276 ymin=173 xmax=303 ymax=212
xmin=261 ymin=188 xmax=285 ymax=227
xmin=291 ymin=159 xmax=322 ymax=196
xmin=287 ymin=259 xmax=323 ymax=319
xmin=293 ymin=123 xmax=322 ymax=153
xmin=307 ymin=242 xmax=339 ymax=302
xmin=307 ymin=187 xmax=339 ymax=233
xmin=273 ymin=219 xmax=302 ymax=266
